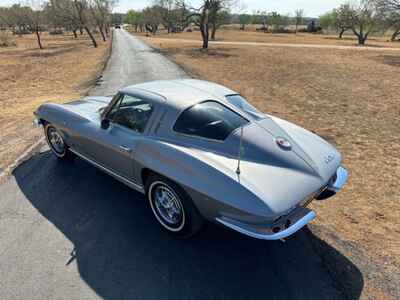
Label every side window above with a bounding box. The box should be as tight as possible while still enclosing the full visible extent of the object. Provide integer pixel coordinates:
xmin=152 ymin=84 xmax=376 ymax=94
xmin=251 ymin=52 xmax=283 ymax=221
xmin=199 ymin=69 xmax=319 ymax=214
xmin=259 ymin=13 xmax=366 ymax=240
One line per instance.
xmin=174 ymin=101 xmax=249 ymax=141
xmin=108 ymin=94 xmax=154 ymax=133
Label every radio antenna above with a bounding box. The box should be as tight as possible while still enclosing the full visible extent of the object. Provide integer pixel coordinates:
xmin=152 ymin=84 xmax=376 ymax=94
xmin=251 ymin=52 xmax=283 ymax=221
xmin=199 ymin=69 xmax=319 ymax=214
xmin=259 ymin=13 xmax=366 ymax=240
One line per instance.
xmin=236 ymin=127 xmax=244 ymax=175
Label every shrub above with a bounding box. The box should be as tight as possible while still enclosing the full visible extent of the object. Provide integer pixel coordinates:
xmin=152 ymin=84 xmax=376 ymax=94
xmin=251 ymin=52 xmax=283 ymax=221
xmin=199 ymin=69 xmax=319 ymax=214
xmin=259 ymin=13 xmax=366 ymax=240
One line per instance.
xmin=49 ymin=29 xmax=63 ymax=35
xmin=271 ymin=27 xmax=292 ymax=34
xmin=12 ymin=28 xmax=31 ymax=35
xmin=0 ymin=31 xmax=16 ymax=47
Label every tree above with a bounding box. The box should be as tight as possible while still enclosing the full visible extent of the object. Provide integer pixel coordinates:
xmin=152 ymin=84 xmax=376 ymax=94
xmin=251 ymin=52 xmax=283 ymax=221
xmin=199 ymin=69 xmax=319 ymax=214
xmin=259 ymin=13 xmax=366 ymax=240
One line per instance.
xmin=49 ymin=0 xmax=89 ymax=41
xmin=89 ymin=0 xmax=111 ymax=42
xmin=376 ymin=0 xmax=400 ymax=41
xmin=268 ymin=12 xmax=289 ymax=33
xmin=25 ymin=1 xmax=46 ymax=49
xmin=347 ymin=0 xmax=381 ymax=45
xmin=48 ymin=0 xmax=80 ymax=38
xmin=197 ymin=1 xmax=211 ymax=48
xmin=73 ymin=0 xmax=98 ymax=47
xmin=174 ymin=0 xmax=192 ymax=31
xmin=210 ymin=8 xmax=230 ymax=39
xmin=7 ymin=4 xmax=33 ymax=35
xmin=125 ymin=10 xmax=144 ymax=32
xmin=294 ymin=9 xmax=304 ymax=33
xmin=319 ymin=11 xmax=336 ymax=31
xmin=0 ymin=7 xmax=14 ymax=29
xmin=238 ymin=13 xmax=251 ymax=30
xmin=252 ymin=10 xmax=268 ymax=32
xmin=142 ymin=6 xmax=162 ymax=35
xmin=153 ymin=0 xmax=177 ymax=33
xmin=177 ymin=0 xmax=233 ymax=49
xmin=335 ymin=4 xmax=353 ymax=38
xmin=49 ymin=0 xmax=114 ymax=46
xmin=2 ymin=3 xmax=45 ymax=48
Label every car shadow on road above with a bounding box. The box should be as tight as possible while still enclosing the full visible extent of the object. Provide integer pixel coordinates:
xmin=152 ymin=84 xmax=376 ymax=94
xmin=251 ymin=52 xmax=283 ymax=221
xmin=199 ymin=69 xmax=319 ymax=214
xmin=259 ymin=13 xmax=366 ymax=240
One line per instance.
xmin=13 ymin=151 xmax=363 ymax=300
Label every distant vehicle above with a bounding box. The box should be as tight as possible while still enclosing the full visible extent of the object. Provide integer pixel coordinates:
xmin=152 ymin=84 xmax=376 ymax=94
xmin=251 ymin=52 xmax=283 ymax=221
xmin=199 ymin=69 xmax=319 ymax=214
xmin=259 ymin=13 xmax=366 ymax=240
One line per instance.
xmin=114 ymin=24 xmax=121 ymax=29
xmin=34 ymin=80 xmax=348 ymax=240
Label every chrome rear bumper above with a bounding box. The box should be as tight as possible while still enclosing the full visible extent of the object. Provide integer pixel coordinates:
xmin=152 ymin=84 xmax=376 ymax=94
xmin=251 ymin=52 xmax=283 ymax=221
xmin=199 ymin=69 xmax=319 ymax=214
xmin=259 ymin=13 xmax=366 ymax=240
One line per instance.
xmin=216 ymin=210 xmax=316 ymax=241
xmin=33 ymin=114 xmax=43 ymax=127
xmin=327 ymin=166 xmax=348 ymax=193
xmin=216 ymin=166 xmax=348 ymax=241
xmin=316 ymin=166 xmax=348 ymax=200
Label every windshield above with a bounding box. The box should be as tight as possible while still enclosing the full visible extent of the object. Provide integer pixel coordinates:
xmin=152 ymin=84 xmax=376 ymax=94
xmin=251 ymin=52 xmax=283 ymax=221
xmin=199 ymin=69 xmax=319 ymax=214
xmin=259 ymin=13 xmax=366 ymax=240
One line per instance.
xmin=226 ymin=95 xmax=265 ymax=121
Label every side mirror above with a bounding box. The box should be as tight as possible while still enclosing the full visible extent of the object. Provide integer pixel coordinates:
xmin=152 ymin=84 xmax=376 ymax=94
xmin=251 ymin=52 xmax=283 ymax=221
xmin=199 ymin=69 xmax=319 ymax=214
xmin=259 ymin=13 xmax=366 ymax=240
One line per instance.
xmin=101 ymin=118 xmax=110 ymax=129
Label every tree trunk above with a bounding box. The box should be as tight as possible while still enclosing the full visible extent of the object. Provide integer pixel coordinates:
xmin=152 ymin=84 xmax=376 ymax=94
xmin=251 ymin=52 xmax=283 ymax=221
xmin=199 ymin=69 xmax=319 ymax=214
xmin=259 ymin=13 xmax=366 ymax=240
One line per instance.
xmin=353 ymin=28 xmax=368 ymax=45
xmin=391 ymin=29 xmax=400 ymax=42
xmin=152 ymin=25 xmax=158 ymax=35
xmin=295 ymin=23 xmax=298 ymax=34
xmin=240 ymin=24 xmax=245 ymax=31
xmin=211 ymin=22 xmax=217 ymax=40
xmin=339 ymin=28 xmax=345 ymax=39
xmin=99 ymin=25 xmax=106 ymax=42
xmin=72 ymin=29 xmax=78 ymax=38
xmin=199 ymin=7 xmax=210 ymax=49
xmin=84 ymin=26 xmax=97 ymax=48
xmin=145 ymin=24 xmax=152 ymax=33
xmin=358 ymin=34 xmax=367 ymax=45
xmin=105 ymin=26 xmax=109 ymax=37
xmin=35 ymin=28 xmax=43 ymax=49
xmin=200 ymin=23 xmax=209 ymax=49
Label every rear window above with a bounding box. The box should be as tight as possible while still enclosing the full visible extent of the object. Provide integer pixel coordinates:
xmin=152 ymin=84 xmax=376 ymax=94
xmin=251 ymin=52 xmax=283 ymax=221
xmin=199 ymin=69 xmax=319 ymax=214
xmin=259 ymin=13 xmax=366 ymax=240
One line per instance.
xmin=174 ymin=101 xmax=249 ymax=141
xmin=226 ymin=95 xmax=265 ymax=121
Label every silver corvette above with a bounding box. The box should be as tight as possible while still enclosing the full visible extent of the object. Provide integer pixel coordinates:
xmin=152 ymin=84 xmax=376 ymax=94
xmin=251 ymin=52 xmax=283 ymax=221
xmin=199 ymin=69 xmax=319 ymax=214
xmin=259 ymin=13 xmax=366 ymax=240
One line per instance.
xmin=34 ymin=79 xmax=348 ymax=240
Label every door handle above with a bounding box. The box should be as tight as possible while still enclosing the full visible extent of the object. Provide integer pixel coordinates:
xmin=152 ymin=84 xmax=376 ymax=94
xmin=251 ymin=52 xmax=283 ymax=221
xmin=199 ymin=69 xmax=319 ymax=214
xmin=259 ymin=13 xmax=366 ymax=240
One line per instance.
xmin=119 ymin=145 xmax=132 ymax=153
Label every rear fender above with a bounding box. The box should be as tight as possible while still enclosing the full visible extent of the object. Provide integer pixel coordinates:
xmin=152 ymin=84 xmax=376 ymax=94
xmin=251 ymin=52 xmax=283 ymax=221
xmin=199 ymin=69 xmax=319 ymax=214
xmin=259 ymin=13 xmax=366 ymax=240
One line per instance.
xmin=135 ymin=139 xmax=273 ymax=220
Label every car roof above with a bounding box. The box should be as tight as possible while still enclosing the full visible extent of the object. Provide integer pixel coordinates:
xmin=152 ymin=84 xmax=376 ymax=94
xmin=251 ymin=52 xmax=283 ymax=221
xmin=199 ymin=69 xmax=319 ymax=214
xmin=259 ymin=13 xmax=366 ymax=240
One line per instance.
xmin=120 ymin=79 xmax=238 ymax=110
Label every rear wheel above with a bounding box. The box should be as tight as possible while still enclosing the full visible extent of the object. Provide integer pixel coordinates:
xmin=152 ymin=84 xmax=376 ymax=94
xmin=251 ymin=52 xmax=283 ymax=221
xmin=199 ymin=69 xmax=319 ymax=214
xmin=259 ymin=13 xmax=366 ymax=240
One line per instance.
xmin=146 ymin=174 xmax=203 ymax=238
xmin=44 ymin=123 xmax=74 ymax=160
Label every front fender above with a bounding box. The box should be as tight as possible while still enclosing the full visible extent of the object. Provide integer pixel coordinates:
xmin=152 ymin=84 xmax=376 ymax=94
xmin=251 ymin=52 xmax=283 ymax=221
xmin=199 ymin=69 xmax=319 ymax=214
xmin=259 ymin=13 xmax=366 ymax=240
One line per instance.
xmin=34 ymin=103 xmax=89 ymax=147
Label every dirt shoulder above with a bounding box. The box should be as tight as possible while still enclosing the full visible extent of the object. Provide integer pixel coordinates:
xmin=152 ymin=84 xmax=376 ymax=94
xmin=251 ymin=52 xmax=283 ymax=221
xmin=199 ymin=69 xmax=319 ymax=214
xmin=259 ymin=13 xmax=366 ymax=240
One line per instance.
xmin=0 ymin=32 xmax=111 ymax=173
xmin=144 ymin=37 xmax=400 ymax=52
xmin=137 ymin=33 xmax=400 ymax=300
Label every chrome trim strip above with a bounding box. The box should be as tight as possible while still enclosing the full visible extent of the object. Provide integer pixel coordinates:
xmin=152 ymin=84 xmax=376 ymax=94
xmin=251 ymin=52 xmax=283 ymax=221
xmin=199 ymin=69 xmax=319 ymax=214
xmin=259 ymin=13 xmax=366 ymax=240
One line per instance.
xmin=215 ymin=211 xmax=316 ymax=240
xmin=69 ymin=148 xmax=145 ymax=194
xmin=327 ymin=166 xmax=348 ymax=193
xmin=33 ymin=119 xmax=42 ymax=127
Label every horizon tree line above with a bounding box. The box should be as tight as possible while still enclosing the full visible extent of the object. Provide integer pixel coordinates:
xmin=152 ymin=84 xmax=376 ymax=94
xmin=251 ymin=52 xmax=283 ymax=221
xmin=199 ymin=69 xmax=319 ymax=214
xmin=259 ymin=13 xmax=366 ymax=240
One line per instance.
xmin=0 ymin=0 xmax=116 ymax=49
xmin=125 ymin=0 xmax=400 ymax=48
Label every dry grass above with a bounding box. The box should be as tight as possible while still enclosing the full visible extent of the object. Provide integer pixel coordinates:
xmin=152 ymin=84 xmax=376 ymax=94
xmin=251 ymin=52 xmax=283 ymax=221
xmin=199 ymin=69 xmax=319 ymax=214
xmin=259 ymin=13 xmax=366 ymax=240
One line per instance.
xmin=138 ymin=32 xmax=400 ymax=299
xmin=0 ymin=32 xmax=110 ymax=172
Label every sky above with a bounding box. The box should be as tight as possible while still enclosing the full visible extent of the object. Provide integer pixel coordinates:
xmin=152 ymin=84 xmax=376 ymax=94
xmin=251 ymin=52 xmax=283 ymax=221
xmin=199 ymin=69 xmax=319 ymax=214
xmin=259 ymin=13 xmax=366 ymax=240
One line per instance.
xmin=0 ymin=0 xmax=348 ymax=18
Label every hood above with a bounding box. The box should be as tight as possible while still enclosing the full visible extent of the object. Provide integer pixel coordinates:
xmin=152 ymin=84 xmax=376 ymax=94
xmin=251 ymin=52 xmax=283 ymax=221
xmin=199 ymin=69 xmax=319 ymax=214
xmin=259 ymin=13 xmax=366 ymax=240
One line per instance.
xmin=62 ymin=96 xmax=113 ymax=122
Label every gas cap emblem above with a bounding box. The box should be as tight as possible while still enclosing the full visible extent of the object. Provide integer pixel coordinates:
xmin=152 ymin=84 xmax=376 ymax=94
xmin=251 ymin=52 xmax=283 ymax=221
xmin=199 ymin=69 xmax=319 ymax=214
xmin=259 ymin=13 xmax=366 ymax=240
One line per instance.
xmin=324 ymin=154 xmax=335 ymax=164
xmin=276 ymin=137 xmax=292 ymax=150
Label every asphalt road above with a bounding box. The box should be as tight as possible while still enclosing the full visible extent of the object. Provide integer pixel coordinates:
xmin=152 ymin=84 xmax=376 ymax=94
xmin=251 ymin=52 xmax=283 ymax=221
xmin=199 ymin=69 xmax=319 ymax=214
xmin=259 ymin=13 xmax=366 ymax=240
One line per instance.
xmin=0 ymin=30 xmax=363 ymax=300
xmin=90 ymin=29 xmax=187 ymax=96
